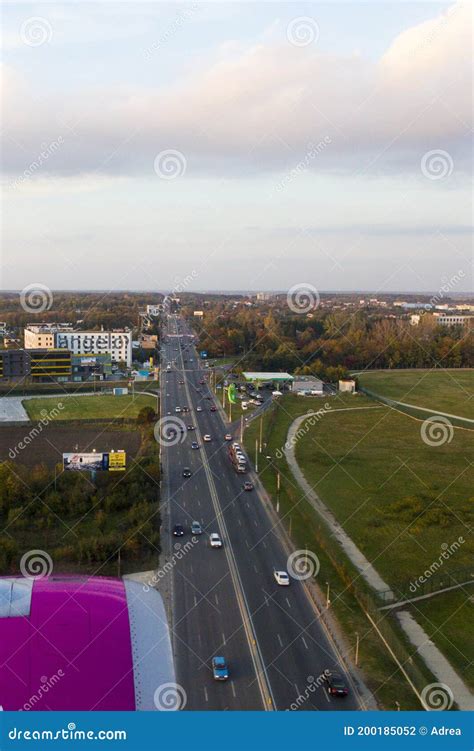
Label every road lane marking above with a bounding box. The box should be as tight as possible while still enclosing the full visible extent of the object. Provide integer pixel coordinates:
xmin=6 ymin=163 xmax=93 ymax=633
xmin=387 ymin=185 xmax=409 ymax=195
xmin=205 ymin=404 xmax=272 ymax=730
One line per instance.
xmin=277 ymin=634 xmax=283 ymax=647
xmin=285 ymin=597 xmax=291 ymax=609
xmin=301 ymin=636 xmax=309 ymax=650
xmin=204 ymin=687 xmax=209 ymax=703
xmin=215 ymin=593 xmax=219 ymax=606
xmin=222 ymin=632 xmax=226 ymax=645
xmin=194 ymin=595 xmax=197 ymax=607
xmin=231 ymin=681 xmax=236 ymax=698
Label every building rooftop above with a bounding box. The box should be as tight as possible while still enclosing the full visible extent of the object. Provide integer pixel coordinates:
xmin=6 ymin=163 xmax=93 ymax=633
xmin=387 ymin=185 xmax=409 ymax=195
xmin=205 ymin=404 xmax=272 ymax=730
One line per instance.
xmin=243 ymin=372 xmax=293 ymax=381
xmin=0 ymin=576 xmax=174 ymax=711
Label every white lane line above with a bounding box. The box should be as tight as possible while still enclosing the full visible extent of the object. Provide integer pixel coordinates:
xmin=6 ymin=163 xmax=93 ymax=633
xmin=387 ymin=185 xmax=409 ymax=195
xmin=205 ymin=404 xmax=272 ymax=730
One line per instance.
xmin=302 ymin=636 xmax=309 ymax=650
xmin=238 ymin=518 xmax=242 ymax=526
xmin=323 ymin=688 xmax=330 ymax=703
xmin=215 ymin=593 xmax=219 ymax=606
xmin=254 ymin=565 xmax=258 ymax=573
xmin=277 ymin=633 xmax=283 ymax=648
xmin=254 ymin=520 xmax=258 ymax=527
xmin=222 ymin=632 xmax=226 ymax=646
xmin=194 ymin=595 xmax=197 ymax=607
xmin=204 ymin=687 xmax=209 ymax=703
xmin=197 ymin=499 xmax=201 ymax=507
xmin=285 ymin=597 xmax=291 ymax=609
xmin=294 ymin=683 xmax=300 ymax=696
xmin=231 ymin=681 xmax=236 ymax=698
xmin=246 ymin=502 xmax=250 ymax=509
xmin=262 ymin=541 xmax=267 ymax=549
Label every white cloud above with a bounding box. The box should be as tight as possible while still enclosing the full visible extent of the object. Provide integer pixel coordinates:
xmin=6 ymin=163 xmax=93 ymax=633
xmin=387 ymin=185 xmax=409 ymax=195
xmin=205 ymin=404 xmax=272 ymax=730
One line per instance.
xmin=1 ymin=2 xmax=471 ymax=179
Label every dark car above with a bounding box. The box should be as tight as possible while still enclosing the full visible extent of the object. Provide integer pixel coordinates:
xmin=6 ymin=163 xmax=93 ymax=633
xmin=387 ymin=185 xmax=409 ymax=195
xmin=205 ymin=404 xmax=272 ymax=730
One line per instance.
xmin=182 ymin=467 xmax=192 ymax=478
xmin=187 ymin=424 xmax=195 ymax=431
xmin=210 ymin=406 xmax=217 ymax=412
xmin=191 ymin=441 xmax=199 ymax=450
xmin=182 ymin=406 xmax=189 ymax=413
xmin=173 ymin=524 xmax=184 ymax=537
xmin=324 ymin=672 xmax=349 ymax=697
xmin=243 ymin=481 xmax=254 ymax=491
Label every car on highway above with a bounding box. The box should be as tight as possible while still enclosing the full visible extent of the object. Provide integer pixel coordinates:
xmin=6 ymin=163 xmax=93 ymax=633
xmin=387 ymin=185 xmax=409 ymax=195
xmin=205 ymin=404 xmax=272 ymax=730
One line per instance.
xmin=179 ymin=380 xmax=185 ymax=385
xmin=182 ymin=406 xmax=189 ymax=413
xmin=274 ymin=570 xmax=290 ymax=586
xmin=191 ymin=521 xmax=202 ymax=535
xmin=199 ymin=379 xmax=205 ymax=385
xmin=209 ymin=533 xmax=223 ymax=549
xmin=173 ymin=524 xmax=185 ymax=537
xmin=324 ymin=672 xmax=349 ymax=697
xmin=243 ymin=481 xmax=254 ymax=491
xmin=224 ymin=434 xmax=233 ymax=441
xmin=212 ymin=656 xmax=229 ymax=681
xmin=210 ymin=406 xmax=217 ymax=412
xmin=187 ymin=424 xmax=195 ymax=431
xmin=175 ymin=407 xmax=181 ymax=413
xmin=182 ymin=467 xmax=192 ymax=478
xmin=191 ymin=441 xmax=199 ymax=450
xmin=203 ymin=434 xmax=212 ymax=442
xmin=196 ymin=406 xmax=203 ymax=412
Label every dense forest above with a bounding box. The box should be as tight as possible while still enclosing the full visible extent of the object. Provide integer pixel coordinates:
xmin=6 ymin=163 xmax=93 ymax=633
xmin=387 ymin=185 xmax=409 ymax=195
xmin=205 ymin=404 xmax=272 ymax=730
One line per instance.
xmin=185 ymin=303 xmax=473 ymax=379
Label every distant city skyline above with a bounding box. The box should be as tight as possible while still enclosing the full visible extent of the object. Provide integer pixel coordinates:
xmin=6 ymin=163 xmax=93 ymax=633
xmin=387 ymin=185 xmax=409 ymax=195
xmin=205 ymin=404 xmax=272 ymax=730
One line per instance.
xmin=1 ymin=1 xmax=472 ymax=293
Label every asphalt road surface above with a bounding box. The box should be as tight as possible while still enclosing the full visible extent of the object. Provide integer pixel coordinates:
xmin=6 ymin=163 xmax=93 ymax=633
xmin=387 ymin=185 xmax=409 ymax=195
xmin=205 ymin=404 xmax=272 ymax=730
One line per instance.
xmin=160 ymin=313 xmax=363 ymax=711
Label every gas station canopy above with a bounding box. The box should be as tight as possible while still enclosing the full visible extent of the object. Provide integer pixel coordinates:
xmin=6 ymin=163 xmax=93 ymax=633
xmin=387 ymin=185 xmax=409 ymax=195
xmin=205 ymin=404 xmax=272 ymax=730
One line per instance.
xmin=242 ymin=372 xmax=294 ymax=382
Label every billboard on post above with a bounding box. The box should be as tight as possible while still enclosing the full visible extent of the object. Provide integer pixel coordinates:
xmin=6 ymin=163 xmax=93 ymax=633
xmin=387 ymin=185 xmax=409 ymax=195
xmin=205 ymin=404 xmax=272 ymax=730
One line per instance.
xmin=63 ymin=453 xmax=106 ymax=471
xmin=108 ymin=452 xmax=126 ymax=472
xmin=63 ymin=451 xmax=126 ymax=472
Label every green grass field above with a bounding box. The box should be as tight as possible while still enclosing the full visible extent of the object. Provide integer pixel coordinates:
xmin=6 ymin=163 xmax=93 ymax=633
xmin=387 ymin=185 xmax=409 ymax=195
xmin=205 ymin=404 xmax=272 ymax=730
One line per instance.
xmin=294 ymin=406 xmax=473 ymax=593
xmin=357 ymin=370 xmax=474 ymax=420
xmin=409 ymin=590 xmax=474 ymax=690
xmin=24 ymin=394 xmax=157 ymax=421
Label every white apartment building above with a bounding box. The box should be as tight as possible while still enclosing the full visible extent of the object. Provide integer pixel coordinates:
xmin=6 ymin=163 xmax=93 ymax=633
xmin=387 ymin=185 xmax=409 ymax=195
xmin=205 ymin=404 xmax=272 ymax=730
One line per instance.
xmin=24 ymin=325 xmax=132 ymax=366
xmin=437 ymin=315 xmax=474 ymax=327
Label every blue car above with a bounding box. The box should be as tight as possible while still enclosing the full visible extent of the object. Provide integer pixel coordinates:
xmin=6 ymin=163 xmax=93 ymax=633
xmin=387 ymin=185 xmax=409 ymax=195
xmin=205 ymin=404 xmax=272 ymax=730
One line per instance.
xmin=212 ymin=656 xmax=229 ymax=681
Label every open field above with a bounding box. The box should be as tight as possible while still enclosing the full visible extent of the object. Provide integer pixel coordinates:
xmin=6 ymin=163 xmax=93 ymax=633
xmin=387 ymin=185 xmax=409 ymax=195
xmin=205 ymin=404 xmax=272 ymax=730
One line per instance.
xmin=294 ymin=406 xmax=473 ymax=594
xmin=244 ymin=393 xmax=440 ymax=710
xmin=0 ymin=424 xmax=143 ymax=468
xmin=24 ymin=393 xmax=157 ymax=421
xmin=409 ymin=590 xmax=474 ymax=690
xmin=357 ymin=369 xmax=474 ymax=420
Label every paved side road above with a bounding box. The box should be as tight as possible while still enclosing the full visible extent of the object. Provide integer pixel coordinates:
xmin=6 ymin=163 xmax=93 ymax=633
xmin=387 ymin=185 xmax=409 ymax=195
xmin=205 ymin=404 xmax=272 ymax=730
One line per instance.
xmin=0 ymin=397 xmax=30 ymax=422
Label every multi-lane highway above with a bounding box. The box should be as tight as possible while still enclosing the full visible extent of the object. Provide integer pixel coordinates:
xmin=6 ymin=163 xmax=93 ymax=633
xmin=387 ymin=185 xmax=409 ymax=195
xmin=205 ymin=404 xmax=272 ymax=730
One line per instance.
xmin=160 ymin=313 xmax=364 ymax=711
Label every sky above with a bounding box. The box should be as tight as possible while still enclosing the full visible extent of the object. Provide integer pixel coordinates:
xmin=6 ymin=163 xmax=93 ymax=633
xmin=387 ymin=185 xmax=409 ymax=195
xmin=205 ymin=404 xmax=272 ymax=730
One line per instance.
xmin=1 ymin=1 xmax=472 ymax=294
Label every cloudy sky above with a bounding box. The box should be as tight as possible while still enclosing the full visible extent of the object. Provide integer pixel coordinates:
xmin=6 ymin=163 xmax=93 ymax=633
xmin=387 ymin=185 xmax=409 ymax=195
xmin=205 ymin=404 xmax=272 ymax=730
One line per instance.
xmin=1 ymin=1 xmax=472 ymax=293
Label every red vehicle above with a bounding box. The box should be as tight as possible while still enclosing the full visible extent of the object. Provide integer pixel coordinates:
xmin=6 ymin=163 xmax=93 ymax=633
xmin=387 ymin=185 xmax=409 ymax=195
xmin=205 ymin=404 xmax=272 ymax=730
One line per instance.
xmin=210 ymin=406 xmax=217 ymax=412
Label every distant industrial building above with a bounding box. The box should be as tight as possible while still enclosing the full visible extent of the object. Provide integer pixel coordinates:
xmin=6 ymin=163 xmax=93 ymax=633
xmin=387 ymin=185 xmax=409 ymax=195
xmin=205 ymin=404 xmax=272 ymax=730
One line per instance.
xmin=437 ymin=315 xmax=474 ymax=327
xmin=291 ymin=376 xmax=324 ymax=396
xmin=24 ymin=324 xmax=132 ymax=366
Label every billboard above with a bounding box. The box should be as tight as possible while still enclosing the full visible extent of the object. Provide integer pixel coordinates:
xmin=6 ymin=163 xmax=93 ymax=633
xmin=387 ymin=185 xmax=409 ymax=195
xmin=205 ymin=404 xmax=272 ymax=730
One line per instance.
xmin=63 ymin=453 xmax=106 ymax=471
xmin=108 ymin=452 xmax=126 ymax=472
xmin=63 ymin=451 xmax=126 ymax=472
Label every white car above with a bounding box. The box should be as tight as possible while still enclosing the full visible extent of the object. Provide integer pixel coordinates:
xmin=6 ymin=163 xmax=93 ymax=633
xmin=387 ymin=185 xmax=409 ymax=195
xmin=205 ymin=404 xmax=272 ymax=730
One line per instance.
xmin=175 ymin=406 xmax=181 ymax=413
xmin=203 ymin=434 xmax=212 ymax=442
xmin=196 ymin=406 xmax=203 ymax=412
xmin=210 ymin=533 xmax=223 ymax=549
xmin=274 ymin=570 xmax=290 ymax=586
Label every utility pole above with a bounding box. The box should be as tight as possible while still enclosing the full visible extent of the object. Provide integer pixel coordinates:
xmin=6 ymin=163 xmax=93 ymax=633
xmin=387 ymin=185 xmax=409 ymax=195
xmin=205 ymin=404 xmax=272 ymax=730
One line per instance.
xmin=259 ymin=415 xmax=263 ymax=452
xmin=240 ymin=414 xmax=244 ymax=443
xmin=355 ymin=632 xmax=360 ymax=667
xmin=255 ymin=439 xmax=259 ymax=472
xmin=276 ymin=471 xmax=280 ymax=514
xmin=326 ymin=581 xmax=331 ymax=608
